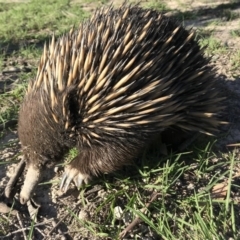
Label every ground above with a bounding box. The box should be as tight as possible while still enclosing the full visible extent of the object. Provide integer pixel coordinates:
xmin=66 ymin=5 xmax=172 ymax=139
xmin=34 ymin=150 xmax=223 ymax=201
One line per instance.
xmin=1 ymin=0 xmax=240 ymax=239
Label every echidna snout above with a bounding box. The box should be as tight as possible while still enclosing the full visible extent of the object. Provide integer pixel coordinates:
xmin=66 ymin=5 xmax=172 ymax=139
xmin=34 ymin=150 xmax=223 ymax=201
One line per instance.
xmin=15 ymin=4 xmax=224 ymax=204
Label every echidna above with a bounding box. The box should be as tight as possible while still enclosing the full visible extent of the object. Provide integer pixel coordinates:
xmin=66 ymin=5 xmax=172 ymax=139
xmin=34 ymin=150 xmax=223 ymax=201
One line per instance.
xmin=14 ymin=4 xmax=223 ymax=204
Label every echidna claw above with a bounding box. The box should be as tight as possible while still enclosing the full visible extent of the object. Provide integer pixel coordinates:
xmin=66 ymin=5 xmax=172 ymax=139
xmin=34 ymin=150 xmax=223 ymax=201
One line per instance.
xmin=59 ymin=172 xmax=73 ymax=193
xmin=74 ymin=174 xmax=83 ymax=188
xmin=59 ymin=167 xmax=90 ymax=192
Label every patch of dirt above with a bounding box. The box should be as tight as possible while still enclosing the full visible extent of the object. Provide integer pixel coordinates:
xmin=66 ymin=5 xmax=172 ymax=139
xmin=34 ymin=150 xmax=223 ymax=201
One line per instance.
xmin=1 ymin=0 xmax=240 ymax=239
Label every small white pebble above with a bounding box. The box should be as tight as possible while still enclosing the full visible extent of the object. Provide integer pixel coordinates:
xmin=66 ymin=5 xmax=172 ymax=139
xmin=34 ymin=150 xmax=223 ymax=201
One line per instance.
xmin=114 ymin=206 xmax=123 ymax=220
xmin=187 ymin=183 xmax=195 ymax=190
xmin=97 ymin=189 xmax=106 ymax=198
xmin=212 ymin=158 xmax=219 ymax=163
xmin=78 ymin=209 xmax=89 ymax=220
xmin=175 ymin=180 xmax=182 ymax=186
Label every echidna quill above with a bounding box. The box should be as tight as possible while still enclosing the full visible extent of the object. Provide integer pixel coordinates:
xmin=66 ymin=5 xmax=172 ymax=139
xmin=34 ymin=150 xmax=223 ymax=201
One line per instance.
xmin=12 ymin=4 xmax=224 ymax=204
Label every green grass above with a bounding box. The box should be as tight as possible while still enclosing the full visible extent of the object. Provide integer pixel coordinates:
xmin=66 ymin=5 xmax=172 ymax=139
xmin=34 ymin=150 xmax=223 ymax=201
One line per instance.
xmin=230 ymin=29 xmax=240 ymax=37
xmin=143 ymin=1 xmax=169 ymax=12
xmin=230 ymin=50 xmax=240 ymax=71
xmin=0 ymin=0 xmax=240 ymax=239
xmin=0 ymin=0 xmax=89 ymax=127
xmin=61 ymin=145 xmax=239 ymax=239
xmin=0 ymin=82 xmax=26 ymax=123
xmin=0 ymin=0 xmax=89 ymax=44
xmin=198 ymin=36 xmax=227 ymax=55
xmin=221 ymin=9 xmax=240 ymax=21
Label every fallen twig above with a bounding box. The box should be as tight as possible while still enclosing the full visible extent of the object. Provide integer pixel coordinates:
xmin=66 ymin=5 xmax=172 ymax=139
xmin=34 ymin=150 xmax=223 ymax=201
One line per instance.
xmin=17 ymin=212 xmax=27 ymax=240
xmin=2 ymin=219 xmax=54 ymax=238
xmin=119 ymin=192 xmax=159 ymax=239
xmin=42 ymin=212 xmax=69 ymax=240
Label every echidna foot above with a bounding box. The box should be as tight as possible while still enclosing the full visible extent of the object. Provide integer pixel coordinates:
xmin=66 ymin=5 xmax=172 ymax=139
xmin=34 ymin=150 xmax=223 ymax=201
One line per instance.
xmin=20 ymin=164 xmax=41 ymax=205
xmin=60 ymin=167 xmax=90 ymax=192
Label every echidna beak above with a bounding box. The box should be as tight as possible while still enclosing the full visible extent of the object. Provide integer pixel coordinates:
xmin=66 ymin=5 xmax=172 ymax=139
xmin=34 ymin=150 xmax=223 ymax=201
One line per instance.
xmin=19 ymin=164 xmax=41 ymax=205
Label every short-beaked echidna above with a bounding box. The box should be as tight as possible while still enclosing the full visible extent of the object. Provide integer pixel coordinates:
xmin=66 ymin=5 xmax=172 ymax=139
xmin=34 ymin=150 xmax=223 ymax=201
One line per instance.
xmin=16 ymin=4 xmax=224 ymax=204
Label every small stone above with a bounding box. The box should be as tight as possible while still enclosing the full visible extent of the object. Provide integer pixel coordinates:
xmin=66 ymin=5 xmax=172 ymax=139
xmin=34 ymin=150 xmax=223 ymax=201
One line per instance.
xmin=54 ymin=166 xmax=59 ymax=173
xmin=114 ymin=206 xmax=123 ymax=220
xmin=97 ymin=189 xmax=106 ymax=198
xmin=187 ymin=183 xmax=195 ymax=190
xmin=212 ymin=157 xmax=219 ymax=163
xmin=2 ymin=66 xmax=21 ymax=73
xmin=78 ymin=209 xmax=90 ymax=220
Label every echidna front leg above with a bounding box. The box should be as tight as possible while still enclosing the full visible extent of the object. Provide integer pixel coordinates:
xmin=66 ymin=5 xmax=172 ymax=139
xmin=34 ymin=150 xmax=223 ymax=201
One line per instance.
xmin=60 ymin=162 xmax=90 ymax=192
xmin=19 ymin=164 xmax=42 ymax=204
xmin=5 ymin=158 xmax=26 ymax=199
xmin=60 ymin=144 xmax=138 ymax=192
xmin=60 ymin=147 xmax=107 ymax=192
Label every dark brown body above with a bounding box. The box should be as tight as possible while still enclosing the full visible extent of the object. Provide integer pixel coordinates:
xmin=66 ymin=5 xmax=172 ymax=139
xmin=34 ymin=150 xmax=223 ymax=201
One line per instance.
xmin=17 ymin=4 xmax=224 ymax=204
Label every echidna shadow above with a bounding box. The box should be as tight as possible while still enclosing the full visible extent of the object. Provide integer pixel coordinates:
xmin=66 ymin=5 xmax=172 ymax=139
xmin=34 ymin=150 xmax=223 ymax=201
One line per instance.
xmin=5 ymin=4 xmax=225 ymax=205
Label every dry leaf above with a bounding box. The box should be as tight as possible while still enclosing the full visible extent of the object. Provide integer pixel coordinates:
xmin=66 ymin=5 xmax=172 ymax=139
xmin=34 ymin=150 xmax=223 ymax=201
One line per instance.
xmin=211 ymin=182 xmax=228 ymax=199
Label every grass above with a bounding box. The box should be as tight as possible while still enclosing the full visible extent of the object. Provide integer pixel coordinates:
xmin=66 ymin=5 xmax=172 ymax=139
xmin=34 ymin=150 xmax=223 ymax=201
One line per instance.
xmin=143 ymin=1 xmax=169 ymax=11
xmin=59 ymin=145 xmax=240 ymax=239
xmin=230 ymin=50 xmax=240 ymax=71
xmin=0 ymin=0 xmax=89 ymax=127
xmin=221 ymin=9 xmax=240 ymax=21
xmin=0 ymin=0 xmax=89 ymax=44
xmin=198 ymin=36 xmax=227 ymax=55
xmin=0 ymin=0 xmax=240 ymax=239
xmin=230 ymin=29 xmax=240 ymax=37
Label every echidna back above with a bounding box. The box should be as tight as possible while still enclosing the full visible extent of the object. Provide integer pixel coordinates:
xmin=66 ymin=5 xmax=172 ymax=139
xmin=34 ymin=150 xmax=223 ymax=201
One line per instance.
xmin=28 ymin=5 xmax=223 ymax=148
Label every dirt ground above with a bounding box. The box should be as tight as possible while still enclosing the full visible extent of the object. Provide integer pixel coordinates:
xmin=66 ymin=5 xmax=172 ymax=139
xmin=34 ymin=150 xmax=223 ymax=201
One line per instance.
xmin=1 ymin=0 xmax=240 ymax=239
